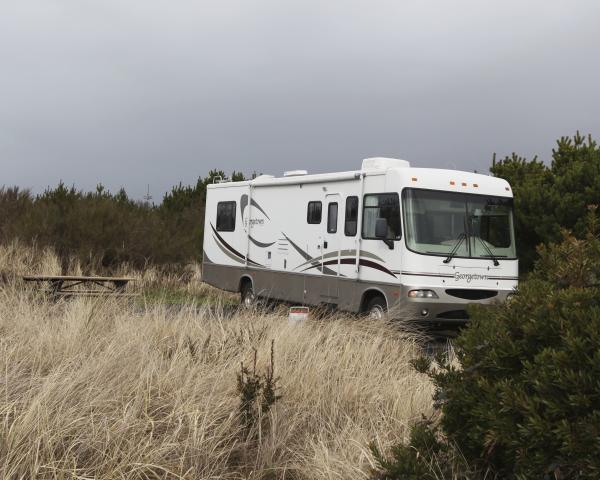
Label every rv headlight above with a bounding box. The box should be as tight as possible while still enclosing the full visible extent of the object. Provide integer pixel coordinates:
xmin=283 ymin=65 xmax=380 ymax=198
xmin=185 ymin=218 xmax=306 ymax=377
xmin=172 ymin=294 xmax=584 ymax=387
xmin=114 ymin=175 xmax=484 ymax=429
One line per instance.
xmin=408 ymin=289 xmax=439 ymax=299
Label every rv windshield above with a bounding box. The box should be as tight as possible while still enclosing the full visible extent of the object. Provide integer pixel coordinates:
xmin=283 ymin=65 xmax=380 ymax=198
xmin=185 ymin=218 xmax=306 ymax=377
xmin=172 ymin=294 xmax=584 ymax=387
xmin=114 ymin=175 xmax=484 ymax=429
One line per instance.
xmin=402 ymin=188 xmax=516 ymax=260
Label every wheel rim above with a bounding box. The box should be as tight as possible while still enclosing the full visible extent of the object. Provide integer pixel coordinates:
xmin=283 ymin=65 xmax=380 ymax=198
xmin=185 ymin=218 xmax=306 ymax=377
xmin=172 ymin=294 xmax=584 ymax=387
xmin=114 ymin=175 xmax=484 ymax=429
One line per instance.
xmin=243 ymin=290 xmax=255 ymax=308
xmin=368 ymin=305 xmax=384 ymax=320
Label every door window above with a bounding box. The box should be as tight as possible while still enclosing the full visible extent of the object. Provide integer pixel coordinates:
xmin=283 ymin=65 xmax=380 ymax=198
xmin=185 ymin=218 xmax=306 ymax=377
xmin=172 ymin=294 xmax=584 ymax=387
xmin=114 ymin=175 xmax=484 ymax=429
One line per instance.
xmin=327 ymin=203 xmax=338 ymax=233
xmin=344 ymin=196 xmax=358 ymax=236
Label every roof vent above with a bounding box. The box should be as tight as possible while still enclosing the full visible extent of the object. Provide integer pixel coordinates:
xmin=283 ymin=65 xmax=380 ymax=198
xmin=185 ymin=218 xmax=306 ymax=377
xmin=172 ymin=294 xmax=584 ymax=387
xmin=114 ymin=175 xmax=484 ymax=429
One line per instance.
xmin=362 ymin=157 xmax=410 ymax=171
xmin=283 ymin=170 xmax=308 ymax=177
xmin=253 ymin=174 xmax=275 ymax=181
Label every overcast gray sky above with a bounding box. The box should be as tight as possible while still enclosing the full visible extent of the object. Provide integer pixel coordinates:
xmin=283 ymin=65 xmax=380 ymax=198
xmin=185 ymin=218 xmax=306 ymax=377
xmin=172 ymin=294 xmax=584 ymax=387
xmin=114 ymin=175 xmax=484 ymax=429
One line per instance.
xmin=1 ymin=0 xmax=599 ymax=200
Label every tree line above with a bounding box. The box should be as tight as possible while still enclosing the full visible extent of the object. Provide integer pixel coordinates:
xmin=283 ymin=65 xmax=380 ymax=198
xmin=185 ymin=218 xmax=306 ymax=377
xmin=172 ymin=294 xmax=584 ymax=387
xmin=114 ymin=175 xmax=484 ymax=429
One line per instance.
xmin=0 ymin=170 xmax=246 ymax=271
xmin=1 ymin=132 xmax=599 ymax=273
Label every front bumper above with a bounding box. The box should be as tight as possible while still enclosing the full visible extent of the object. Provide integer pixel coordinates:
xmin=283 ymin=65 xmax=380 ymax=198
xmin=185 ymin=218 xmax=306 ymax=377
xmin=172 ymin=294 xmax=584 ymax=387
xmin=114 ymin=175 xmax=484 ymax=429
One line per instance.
xmin=389 ymin=286 xmax=512 ymax=324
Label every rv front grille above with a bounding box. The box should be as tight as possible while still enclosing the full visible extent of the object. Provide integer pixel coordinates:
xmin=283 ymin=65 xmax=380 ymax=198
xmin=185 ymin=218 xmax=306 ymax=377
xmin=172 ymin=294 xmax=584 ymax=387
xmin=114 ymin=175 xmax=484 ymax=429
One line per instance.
xmin=445 ymin=289 xmax=498 ymax=300
xmin=436 ymin=310 xmax=470 ymax=320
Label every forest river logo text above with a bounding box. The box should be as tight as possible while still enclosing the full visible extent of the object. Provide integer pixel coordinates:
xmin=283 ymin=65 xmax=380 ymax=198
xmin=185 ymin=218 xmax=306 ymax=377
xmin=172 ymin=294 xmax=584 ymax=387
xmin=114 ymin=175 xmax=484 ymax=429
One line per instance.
xmin=244 ymin=218 xmax=264 ymax=227
xmin=454 ymin=272 xmax=489 ymax=283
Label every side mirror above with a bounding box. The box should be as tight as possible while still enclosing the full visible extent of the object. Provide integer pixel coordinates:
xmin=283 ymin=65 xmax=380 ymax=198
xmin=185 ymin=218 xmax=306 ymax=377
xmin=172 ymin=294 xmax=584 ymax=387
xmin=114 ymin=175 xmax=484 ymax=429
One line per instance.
xmin=375 ymin=218 xmax=388 ymax=238
xmin=375 ymin=217 xmax=394 ymax=249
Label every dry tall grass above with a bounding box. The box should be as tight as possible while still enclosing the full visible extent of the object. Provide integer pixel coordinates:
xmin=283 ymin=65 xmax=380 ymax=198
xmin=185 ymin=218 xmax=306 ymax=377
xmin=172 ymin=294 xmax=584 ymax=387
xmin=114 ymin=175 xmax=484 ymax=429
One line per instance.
xmin=0 ymin=243 xmax=434 ymax=479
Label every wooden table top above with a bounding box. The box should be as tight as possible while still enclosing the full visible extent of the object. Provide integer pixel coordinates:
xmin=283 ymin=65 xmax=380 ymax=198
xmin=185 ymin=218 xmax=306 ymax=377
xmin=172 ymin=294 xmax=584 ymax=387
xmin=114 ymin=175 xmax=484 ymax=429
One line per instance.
xmin=23 ymin=275 xmax=136 ymax=282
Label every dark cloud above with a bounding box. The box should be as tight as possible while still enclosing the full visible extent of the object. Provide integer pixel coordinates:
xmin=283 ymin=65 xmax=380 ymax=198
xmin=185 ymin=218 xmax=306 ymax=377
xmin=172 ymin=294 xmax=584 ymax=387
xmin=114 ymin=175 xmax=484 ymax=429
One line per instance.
xmin=1 ymin=0 xmax=599 ymax=199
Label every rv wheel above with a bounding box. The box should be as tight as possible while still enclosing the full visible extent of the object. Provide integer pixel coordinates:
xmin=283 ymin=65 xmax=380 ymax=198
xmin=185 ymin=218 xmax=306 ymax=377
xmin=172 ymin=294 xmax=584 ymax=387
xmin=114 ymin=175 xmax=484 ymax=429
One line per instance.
xmin=366 ymin=296 xmax=387 ymax=320
xmin=240 ymin=283 xmax=256 ymax=308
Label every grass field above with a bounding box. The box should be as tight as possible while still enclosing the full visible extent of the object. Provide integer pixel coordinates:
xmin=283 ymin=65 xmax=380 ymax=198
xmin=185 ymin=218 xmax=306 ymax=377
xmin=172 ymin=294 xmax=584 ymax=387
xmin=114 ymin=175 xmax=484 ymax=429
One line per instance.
xmin=0 ymin=243 xmax=435 ymax=479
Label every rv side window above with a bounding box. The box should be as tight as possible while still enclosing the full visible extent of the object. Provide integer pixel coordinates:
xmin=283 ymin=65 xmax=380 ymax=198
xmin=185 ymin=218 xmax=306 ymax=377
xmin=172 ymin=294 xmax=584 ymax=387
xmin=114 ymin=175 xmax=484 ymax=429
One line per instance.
xmin=344 ymin=196 xmax=358 ymax=236
xmin=362 ymin=193 xmax=401 ymax=240
xmin=307 ymin=201 xmax=322 ymax=224
xmin=216 ymin=201 xmax=236 ymax=231
xmin=327 ymin=203 xmax=338 ymax=233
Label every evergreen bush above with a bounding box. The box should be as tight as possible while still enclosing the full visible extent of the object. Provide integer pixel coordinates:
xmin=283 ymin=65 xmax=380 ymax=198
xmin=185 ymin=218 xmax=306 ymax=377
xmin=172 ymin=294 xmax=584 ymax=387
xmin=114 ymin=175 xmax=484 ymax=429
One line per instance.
xmin=373 ymin=207 xmax=600 ymax=479
xmin=236 ymin=340 xmax=281 ymax=435
xmin=491 ymin=132 xmax=600 ymax=272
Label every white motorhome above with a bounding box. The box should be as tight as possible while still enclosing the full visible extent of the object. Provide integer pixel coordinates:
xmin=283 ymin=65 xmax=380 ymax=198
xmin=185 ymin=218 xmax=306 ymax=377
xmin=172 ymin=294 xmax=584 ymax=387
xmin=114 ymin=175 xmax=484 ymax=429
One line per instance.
xmin=202 ymin=158 xmax=518 ymax=322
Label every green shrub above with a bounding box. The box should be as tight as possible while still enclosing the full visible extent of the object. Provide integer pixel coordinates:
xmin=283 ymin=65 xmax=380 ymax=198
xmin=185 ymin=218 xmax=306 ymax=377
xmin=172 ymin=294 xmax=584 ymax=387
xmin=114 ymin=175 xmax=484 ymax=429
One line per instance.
xmin=370 ymin=419 xmax=464 ymax=480
xmin=373 ymin=207 xmax=600 ymax=479
xmin=491 ymin=132 xmax=600 ymax=272
xmin=236 ymin=340 xmax=281 ymax=434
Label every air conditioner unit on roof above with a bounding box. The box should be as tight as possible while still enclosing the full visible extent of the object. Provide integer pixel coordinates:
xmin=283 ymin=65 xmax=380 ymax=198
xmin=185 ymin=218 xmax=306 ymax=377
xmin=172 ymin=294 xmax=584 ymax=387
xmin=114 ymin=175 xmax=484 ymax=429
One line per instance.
xmin=283 ymin=170 xmax=308 ymax=177
xmin=362 ymin=157 xmax=410 ymax=171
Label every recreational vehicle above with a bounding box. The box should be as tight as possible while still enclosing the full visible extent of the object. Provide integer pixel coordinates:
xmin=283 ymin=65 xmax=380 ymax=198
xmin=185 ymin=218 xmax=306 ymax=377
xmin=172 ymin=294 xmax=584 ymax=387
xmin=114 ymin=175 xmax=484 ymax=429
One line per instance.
xmin=202 ymin=158 xmax=518 ymax=322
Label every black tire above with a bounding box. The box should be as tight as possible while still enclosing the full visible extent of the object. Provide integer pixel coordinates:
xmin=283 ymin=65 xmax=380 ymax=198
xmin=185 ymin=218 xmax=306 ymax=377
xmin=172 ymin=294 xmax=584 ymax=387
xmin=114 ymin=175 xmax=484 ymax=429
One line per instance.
xmin=365 ymin=295 xmax=387 ymax=320
xmin=240 ymin=282 xmax=256 ymax=308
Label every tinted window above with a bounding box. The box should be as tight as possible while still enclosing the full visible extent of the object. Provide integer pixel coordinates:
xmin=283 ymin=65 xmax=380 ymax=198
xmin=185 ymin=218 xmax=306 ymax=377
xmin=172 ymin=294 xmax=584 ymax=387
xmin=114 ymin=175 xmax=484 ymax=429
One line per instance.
xmin=362 ymin=193 xmax=401 ymax=240
xmin=327 ymin=202 xmax=338 ymax=233
xmin=476 ymin=215 xmax=511 ymax=247
xmin=307 ymin=201 xmax=322 ymax=224
xmin=216 ymin=201 xmax=236 ymax=231
xmin=402 ymin=188 xmax=516 ymax=259
xmin=468 ymin=197 xmax=512 ymax=249
xmin=345 ymin=196 xmax=358 ymax=236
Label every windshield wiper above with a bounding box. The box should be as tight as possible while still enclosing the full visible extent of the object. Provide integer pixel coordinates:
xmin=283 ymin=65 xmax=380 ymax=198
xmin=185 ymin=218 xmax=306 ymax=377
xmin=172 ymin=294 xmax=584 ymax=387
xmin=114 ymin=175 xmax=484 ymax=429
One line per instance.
xmin=474 ymin=236 xmax=500 ymax=266
xmin=443 ymin=232 xmax=466 ymax=264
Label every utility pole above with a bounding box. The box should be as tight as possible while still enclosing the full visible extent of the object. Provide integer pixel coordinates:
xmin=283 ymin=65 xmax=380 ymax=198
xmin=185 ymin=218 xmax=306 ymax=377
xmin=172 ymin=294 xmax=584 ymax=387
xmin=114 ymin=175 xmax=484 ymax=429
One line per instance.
xmin=143 ymin=184 xmax=152 ymax=206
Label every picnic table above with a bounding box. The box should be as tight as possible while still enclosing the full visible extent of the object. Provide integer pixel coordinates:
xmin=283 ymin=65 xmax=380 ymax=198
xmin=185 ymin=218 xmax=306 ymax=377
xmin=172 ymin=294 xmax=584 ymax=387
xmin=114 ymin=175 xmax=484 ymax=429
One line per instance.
xmin=22 ymin=275 xmax=138 ymax=298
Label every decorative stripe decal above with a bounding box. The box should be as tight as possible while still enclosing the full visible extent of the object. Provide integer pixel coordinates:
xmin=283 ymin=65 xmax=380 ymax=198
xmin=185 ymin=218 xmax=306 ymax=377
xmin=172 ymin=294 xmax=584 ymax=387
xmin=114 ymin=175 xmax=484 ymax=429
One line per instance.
xmin=302 ymin=258 xmax=397 ymax=279
xmin=240 ymin=194 xmax=271 ymax=220
xmin=248 ymin=235 xmax=276 ymax=248
xmin=282 ymin=233 xmax=337 ymax=276
xmin=401 ymin=271 xmax=454 ymax=278
xmin=282 ymin=233 xmax=311 ymax=261
xmin=351 ymin=258 xmax=397 ymax=278
xmin=294 ymin=249 xmax=384 ymax=270
xmin=211 ymin=223 xmax=264 ymax=267
xmin=214 ymin=236 xmax=246 ymax=265
xmin=400 ymin=271 xmax=518 ymax=281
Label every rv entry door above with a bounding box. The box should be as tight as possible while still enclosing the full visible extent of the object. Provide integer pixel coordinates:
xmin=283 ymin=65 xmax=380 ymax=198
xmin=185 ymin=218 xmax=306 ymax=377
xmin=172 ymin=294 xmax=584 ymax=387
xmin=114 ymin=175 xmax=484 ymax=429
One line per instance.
xmin=321 ymin=193 xmax=341 ymax=300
